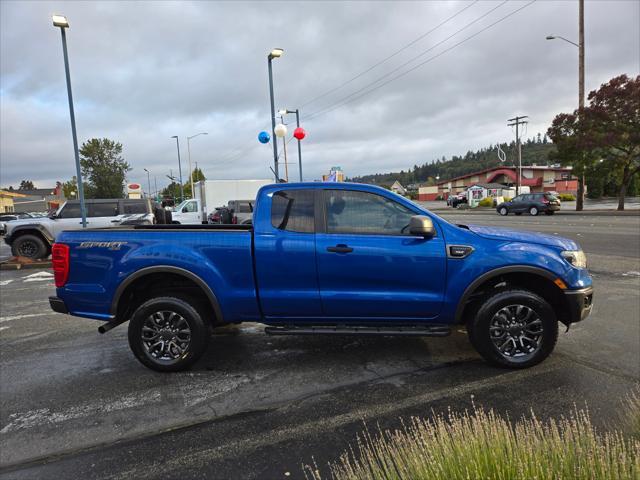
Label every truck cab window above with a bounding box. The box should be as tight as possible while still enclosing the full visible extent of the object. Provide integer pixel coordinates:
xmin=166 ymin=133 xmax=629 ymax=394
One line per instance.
xmin=271 ymin=190 xmax=314 ymax=233
xmin=88 ymin=202 xmax=118 ymax=217
xmin=325 ymin=190 xmax=415 ymax=235
xmin=58 ymin=203 xmax=81 ymax=218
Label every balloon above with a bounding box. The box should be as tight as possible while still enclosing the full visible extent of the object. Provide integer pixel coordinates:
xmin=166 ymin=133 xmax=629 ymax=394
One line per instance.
xmin=293 ymin=127 xmax=306 ymax=140
xmin=274 ymin=123 xmax=287 ymax=138
xmin=258 ymin=131 xmax=270 ymax=144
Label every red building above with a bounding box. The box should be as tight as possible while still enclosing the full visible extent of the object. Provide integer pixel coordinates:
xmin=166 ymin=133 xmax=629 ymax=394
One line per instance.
xmin=418 ymin=165 xmax=578 ymax=201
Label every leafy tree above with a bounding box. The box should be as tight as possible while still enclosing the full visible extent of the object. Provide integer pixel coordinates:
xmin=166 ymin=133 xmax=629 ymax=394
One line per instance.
xmin=62 ymin=177 xmax=78 ymax=198
xmin=18 ymin=180 xmax=35 ymax=190
xmin=583 ymin=75 xmax=639 ymax=210
xmin=79 ymin=138 xmax=131 ymax=199
xmin=183 ymin=167 xmax=206 ymax=198
xmin=549 ymin=74 xmax=640 ymax=210
xmin=161 ymin=182 xmax=182 ymax=201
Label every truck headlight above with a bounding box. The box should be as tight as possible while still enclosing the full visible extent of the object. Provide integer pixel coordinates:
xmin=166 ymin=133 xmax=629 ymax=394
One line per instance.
xmin=561 ymin=250 xmax=587 ymax=269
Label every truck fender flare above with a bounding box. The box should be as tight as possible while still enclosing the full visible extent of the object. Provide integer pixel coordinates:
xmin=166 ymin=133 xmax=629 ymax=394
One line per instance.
xmin=454 ymin=265 xmax=558 ymax=323
xmin=5 ymin=224 xmax=54 ymax=245
xmin=110 ymin=266 xmax=224 ymax=323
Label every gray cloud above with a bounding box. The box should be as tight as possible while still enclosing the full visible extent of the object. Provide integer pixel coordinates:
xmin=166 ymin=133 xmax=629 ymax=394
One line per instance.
xmin=1 ymin=0 xmax=638 ymax=191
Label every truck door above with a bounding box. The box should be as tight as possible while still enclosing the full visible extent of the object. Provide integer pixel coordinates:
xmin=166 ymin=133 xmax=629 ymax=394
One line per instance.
xmin=253 ymin=188 xmax=322 ymax=317
xmin=177 ymin=200 xmax=202 ymax=224
xmin=315 ymin=189 xmax=446 ymax=319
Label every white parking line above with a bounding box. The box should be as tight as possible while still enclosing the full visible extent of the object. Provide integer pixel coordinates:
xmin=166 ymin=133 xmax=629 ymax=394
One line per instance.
xmin=0 ymin=313 xmax=53 ymax=323
xmin=1 ymin=389 xmax=163 ymax=434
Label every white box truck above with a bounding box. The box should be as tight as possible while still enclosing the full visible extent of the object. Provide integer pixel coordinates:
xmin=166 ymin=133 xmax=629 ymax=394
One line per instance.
xmin=171 ymin=179 xmax=273 ymax=224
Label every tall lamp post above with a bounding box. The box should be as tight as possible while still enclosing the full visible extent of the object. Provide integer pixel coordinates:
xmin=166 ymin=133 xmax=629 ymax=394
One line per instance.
xmin=52 ymin=14 xmax=87 ymax=228
xmin=170 ymin=136 xmax=184 ymax=203
xmin=279 ymin=108 xmax=304 ymax=181
xmin=143 ymin=168 xmax=151 ymax=199
xmin=267 ymin=48 xmax=283 ymax=182
xmin=187 ymin=132 xmax=207 ymax=199
xmin=546 ymin=0 xmax=585 ymax=210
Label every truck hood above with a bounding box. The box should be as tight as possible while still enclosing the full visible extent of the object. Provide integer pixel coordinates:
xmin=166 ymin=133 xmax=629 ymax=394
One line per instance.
xmin=466 ymin=224 xmax=579 ymax=250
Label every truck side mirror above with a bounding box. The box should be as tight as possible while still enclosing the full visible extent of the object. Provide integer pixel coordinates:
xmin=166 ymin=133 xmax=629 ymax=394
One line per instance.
xmin=409 ymin=215 xmax=435 ymax=238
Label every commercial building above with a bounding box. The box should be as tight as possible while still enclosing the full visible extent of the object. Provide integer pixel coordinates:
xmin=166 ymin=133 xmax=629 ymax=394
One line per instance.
xmin=0 ymin=190 xmax=27 ymax=213
xmin=418 ymin=165 xmax=578 ymax=201
xmin=12 ymin=186 xmax=65 ymax=213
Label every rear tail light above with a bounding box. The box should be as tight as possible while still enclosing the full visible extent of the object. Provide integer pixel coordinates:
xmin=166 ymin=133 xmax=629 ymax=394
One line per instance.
xmin=52 ymin=243 xmax=70 ymax=287
xmin=542 ymin=197 xmax=550 ymax=204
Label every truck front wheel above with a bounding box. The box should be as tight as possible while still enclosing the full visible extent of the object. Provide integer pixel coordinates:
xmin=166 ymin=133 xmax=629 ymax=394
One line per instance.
xmin=128 ymin=296 xmax=210 ymax=372
xmin=467 ymin=289 xmax=558 ymax=369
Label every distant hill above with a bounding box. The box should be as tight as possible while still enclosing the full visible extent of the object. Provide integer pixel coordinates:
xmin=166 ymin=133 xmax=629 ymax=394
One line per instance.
xmin=350 ymin=135 xmax=557 ymax=187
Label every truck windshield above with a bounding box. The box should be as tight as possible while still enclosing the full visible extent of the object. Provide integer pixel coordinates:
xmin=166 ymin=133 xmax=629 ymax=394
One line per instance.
xmin=173 ymin=200 xmax=189 ymax=212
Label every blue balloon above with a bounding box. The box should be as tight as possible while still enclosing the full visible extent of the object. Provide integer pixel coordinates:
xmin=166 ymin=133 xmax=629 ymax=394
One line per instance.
xmin=258 ymin=131 xmax=270 ymax=144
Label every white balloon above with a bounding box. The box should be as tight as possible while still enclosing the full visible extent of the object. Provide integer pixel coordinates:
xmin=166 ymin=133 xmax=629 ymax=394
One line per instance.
xmin=274 ymin=123 xmax=287 ymax=138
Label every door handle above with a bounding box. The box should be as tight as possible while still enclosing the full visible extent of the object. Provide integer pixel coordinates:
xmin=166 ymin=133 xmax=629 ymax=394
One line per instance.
xmin=327 ymin=244 xmax=353 ymax=253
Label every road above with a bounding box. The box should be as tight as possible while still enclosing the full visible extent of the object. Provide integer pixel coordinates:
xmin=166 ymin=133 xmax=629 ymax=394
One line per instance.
xmin=0 ymin=213 xmax=639 ymax=479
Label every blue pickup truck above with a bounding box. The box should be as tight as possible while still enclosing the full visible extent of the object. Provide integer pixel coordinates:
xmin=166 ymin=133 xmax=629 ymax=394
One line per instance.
xmin=49 ymin=182 xmax=593 ymax=372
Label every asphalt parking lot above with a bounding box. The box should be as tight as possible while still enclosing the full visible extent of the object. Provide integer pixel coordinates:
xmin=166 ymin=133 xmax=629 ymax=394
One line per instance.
xmin=1 ymin=212 xmax=639 ymax=479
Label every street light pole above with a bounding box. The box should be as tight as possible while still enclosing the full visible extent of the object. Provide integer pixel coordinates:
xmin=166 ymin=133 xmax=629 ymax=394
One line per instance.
xmin=279 ymin=108 xmax=303 ymax=181
xmin=546 ymin=0 xmax=585 ymax=210
xmin=268 ymin=48 xmax=283 ymax=182
xmin=143 ymin=168 xmax=151 ymax=199
xmin=53 ymin=15 xmax=87 ymax=228
xmin=187 ymin=132 xmax=207 ymax=199
xmin=170 ymin=136 xmax=184 ymax=203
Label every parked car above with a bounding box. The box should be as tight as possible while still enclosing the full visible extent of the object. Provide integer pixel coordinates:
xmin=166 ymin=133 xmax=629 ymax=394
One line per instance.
xmin=0 ymin=213 xmax=34 ymax=236
xmin=496 ymin=193 xmax=561 ymax=216
xmin=208 ymin=206 xmax=232 ymax=224
xmin=3 ymin=198 xmax=165 ymax=259
xmin=447 ymin=192 xmax=467 ymax=208
xmin=50 ymin=182 xmax=592 ymax=372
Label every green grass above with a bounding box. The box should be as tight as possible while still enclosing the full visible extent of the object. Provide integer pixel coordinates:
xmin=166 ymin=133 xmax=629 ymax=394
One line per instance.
xmin=305 ymin=392 xmax=640 ymax=480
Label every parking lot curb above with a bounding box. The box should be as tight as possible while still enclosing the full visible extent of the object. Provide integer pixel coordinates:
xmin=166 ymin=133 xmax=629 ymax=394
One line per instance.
xmin=0 ymin=261 xmax=52 ymax=271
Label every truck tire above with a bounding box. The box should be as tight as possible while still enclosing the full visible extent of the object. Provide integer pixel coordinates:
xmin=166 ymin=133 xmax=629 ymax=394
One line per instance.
xmin=467 ymin=289 xmax=558 ymax=369
xmin=153 ymin=207 xmax=166 ymax=224
xmin=128 ymin=296 xmax=210 ymax=372
xmin=11 ymin=234 xmax=49 ymax=259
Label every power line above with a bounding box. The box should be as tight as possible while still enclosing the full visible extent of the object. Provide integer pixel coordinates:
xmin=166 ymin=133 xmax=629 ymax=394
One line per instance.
xmin=305 ymin=0 xmax=537 ymax=120
xmin=305 ymin=0 xmax=509 ymax=119
xmin=213 ymin=1 xmax=481 ymax=166
xmin=299 ymin=0 xmax=480 ymax=109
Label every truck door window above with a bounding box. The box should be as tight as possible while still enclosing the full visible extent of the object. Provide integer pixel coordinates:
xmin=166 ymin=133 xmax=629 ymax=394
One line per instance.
xmin=325 ymin=190 xmax=415 ymax=235
xmin=271 ymin=190 xmax=314 ymax=233
xmin=88 ymin=202 xmax=118 ymax=217
xmin=183 ymin=201 xmax=197 ymax=213
xmin=58 ymin=203 xmax=81 ymax=218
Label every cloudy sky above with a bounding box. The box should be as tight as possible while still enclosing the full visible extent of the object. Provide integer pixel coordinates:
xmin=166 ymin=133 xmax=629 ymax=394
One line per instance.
xmin=1 ymin=0 xmax=638 ymax=192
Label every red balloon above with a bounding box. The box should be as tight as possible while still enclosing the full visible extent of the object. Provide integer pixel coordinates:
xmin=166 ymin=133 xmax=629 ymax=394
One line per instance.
xmin=293 ymin=127 xmax=306 ymax=140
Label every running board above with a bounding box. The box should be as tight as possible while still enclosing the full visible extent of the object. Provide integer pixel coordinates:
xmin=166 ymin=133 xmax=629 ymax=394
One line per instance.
xmin=264 ymin=325 xmax=451 ymax=337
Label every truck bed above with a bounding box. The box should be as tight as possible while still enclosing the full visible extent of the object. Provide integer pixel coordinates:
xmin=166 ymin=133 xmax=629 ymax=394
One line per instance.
xmin=56 ymin=227 xmax=260 ymax=323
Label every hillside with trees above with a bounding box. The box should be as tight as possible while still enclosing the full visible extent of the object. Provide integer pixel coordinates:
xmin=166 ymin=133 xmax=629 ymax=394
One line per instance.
xmin=351 ymin=134 xmax=556 ymax=187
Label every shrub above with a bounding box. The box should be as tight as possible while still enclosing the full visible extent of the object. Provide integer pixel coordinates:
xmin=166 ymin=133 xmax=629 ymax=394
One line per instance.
xmin=305 ymin=402 xmax=640 ymax=480
xmin=503 ymin=197 xmax=512 ymax=202
xmin=558 ymin=193 xmax=577 ymax=201
xmin=478 ymin=198 xmax=494 ymax=207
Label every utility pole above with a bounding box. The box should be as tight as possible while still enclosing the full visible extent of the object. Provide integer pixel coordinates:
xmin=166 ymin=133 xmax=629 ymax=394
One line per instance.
xmin=577 ymin=0 xmax=585 ymax=211
xmin=507 ymin=115 xmax=528 ymax=195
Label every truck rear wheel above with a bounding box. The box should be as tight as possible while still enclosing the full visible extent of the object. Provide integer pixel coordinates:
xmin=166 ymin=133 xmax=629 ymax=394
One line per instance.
xmin=467 ymin=289 xmax=558 ymax=369
xmin=128 ymin=296 xmax=209 ymax=372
